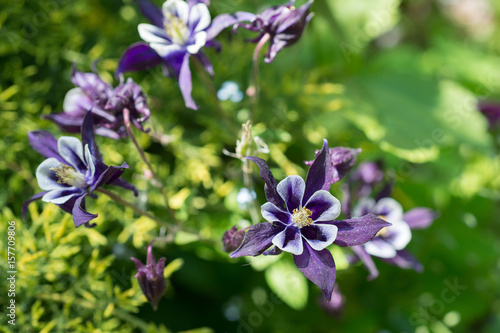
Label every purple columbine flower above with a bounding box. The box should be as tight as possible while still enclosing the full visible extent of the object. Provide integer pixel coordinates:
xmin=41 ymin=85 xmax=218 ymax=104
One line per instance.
xmin=23 ymin=112 xmax=138 ymax=228
xmin=229 ymin=139 xmax=390 ymax=299
xmin=305 ymin=146 xmax=361 ymax=185
xmin=478 ymin=100 xmax=500 ymax=131
xmin=44 ymin=66 xmax=151 ymax=140
xmin=349 ymin=195 xmax=438 ymax=280
xmin=117 ymin=0 xmax=254 ymax=110
xmin=235 ymin=0 xmax=314 ymax=63
xmin=131 ymin=241 xmax=167 ymax=311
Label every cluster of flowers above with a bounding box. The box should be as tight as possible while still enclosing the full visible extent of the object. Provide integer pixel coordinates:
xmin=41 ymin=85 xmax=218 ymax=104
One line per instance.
xmin=23 ymin=0 xmax=438 ymax=310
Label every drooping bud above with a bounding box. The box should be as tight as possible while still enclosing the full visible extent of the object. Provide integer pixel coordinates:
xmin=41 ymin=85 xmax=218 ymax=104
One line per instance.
xmin=305 ymin=146 xmax=361 ymax=185
xmin=222 ymin=225 xmax=246 ymax=253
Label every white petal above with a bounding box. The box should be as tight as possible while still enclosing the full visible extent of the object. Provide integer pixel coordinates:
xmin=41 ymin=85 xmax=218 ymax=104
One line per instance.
xmin=36 ymin=158 xmax=65 ymax=191
xmin=303 ymin=224 xmax=338 ymax=251
xmin=303 ymin=190 xmax=341 ymax=222
xmin=386 ymin=220 xmax=412 ymax=250
xmin=63 ymin=88 xmax=92 ymax=112
xmin=352 ymin=197 xmax=376 ymax=217
xmin=84 ymin=144 xmax=96 ymax=182
xmin=138 ymin=23 xmax=170 ymax=44
xmin=186 ymin=31 xmax=207 ymax=54
xmin=190 ymin=3 xmax=211 ymax=32
xmin=163 ymin=0 xmax=189 ymax=24
xmin=261 ymin=202 xmax=290 ymax=224
xmin=57 ymin=136 xmax=85 ymax=171
xmin=276 ymin=175 xmax=305 ymax=212
xmin=42 ymin=188 xmax=80 ymax=204
xmin=364 ymin=238 xmax=397 ymax=258
xmin=149 ymin=42 xmax=183 ymax=57
xmin=272 ymin=226 xmax=303 ymax=255
xmin=374 ymin=197 xmax=404 ymax=221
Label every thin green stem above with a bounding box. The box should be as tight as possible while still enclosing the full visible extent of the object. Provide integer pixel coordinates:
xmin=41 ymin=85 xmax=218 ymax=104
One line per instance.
xmin=243 ymin=158 xmax=260 ymax=224
xmin=191 ymin=56 xmax=239 ymax=136
xmin=123 ymin=108 xmax=180 ymax=226
xmin=96 ymin=188 xmax=173 ymax=233
xmin=250 ymin=33 xmax=270 ymax=122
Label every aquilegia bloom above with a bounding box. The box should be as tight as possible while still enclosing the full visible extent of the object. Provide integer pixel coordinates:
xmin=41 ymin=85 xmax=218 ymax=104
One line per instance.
xmin=117 ymin=0 xmax=253 ymax=110
xmin=230 ymin=140 xmax=390 ymax=299
xmin=44 ymin=66 xmax=150 ymax=140
xmin=131 ymin=241 xmax=167 ymax=311
xmin=235 ymin=0 xmax=314 ymax=63
xmin=343 ymin=163 xmax=438 ymax=280
xmin=23 ymin=112 xmax=138 ymax=228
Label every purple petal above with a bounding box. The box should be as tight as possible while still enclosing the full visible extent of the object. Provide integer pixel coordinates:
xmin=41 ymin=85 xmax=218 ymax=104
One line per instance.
xmin=42 ymin=188 xmax=82 ymax=205
xmin=352 ymin=197 xmax=375 ymax=217
xmin=81 ymin=110 xmax=102 ymax=161
xmin=277 ymin=175 xmax=305 ymax=213
xmin=178 ymin=53 xmax=198 ymax=110
xmin=28 ymin=131 xmax=65 ymax=163
xmin=116 ymin=42 xmax=164 ymax=76
xmin=380 ymin=249 xmax=423 ymax=272
xmin=43 ymin=112 xmax=83 ymax=133
xmin=90 ymin=162 xmax=129 ymax=191
xmin=194 ymin=51 xmax=214 ymax=76
xmin=303 ymin=139 xmax=334 ymax=203
xmin=403 ymin=208 xmax=438 ymax=230
xmin=22 ymin=191 xmax=48 ymax=219
xmin=261 ymin=202 xmax=291 ymax=224
xmin=57 ymin=137 xmax=86 ymax=173
xmin=329 ymin=147 xmax=361 ymax=183
xmin=206 ymin=12 xmax=256 ymax=41
xmin=272 ymin=225 xmax=303 ymax=255
xmin=331 ymin=214 xmax=391 ymax=247
xmin=265 ymin=39 xmax=287 ymax=63
xmin=301 ymin=223 xmax=338 ymax=251
xmin=71 ymin=66 xmax=112 ymax=101
xmin=72 ymin=195 xmax=98 ymax=227
xmin=263 ymin=246 xmax=283 ymax=256
xmin=303 ymin=190 xmax=340 ymax=222
xmin=229 ymin=222 xmax=285 ymax=258
xmin=293 ymin=242 xmax=336 ymax=299
xmin=246 ymin=156 xmax=286 ymax=209
xmin=351 ymin=245 xmax=379 ymax=280
xmin=138 ymin=0 xmax=164 ymax=28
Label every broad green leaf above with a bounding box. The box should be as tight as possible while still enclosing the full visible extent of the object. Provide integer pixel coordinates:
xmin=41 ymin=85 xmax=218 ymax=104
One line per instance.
xmin=265 ymin=259 xmax=308 ymax=310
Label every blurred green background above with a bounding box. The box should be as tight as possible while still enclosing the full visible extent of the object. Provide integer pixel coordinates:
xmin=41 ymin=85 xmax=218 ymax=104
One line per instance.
xmin=1 ymin=0 xmax=500 ymax=332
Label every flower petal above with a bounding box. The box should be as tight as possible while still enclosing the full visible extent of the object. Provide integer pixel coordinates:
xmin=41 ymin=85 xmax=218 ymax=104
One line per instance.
xmin=189 ymin=3 xmax=211 ymax=33
xmin=373 ymin=197 xmax=404 ymax=221
xmin=138 ymin=0 xmax=164 ymax=28
xmin=272 ymin=225 xmax=303 ymax=255
xmin=206 ymin=12 xmax=256 ymax=41
xmin=384 ymin=220 xmax=412 ymax=251
xmin=350 ymin=245 xmax=379 ymax=280
xmin=81 ymin=110 xmax=102 ymax=161
xmin=36 ymin=157 xmax=67 ymax=191
xmin=246 ymin=156 xmax=285 ymax=209
xmin=90 ymin=162 xmax=129 ymax=192
xmin=117 ymin=42 xmax=164 ymax=75
xmin=261 ymin=202 xmax=290 ymax=224
xmin=62 ymin=87 xmax=92 ymax=114
xmin=57 ymin=136 xmax=86 ymax=172
xmin=403 ymin=208 xmax=438 ymax=230
xmin=380 ymin=249 xmax=423 ymax=272
xmin=303 ymin=139 xmax=334 ymax=203
xmin=364 ymin=237 xmax=397 ymax=258
xmin=331 ymin=214 xmax=391 ymax=247
xmin=229 ymin=222 xmax=285 ymax=258
xmin=72 ymin=194 xmax=98 ymax=228
xmin=352 ymin=197 xmax=375 ymax=218
xmin=109 ymin=177 xmax=139 ymax=196
xmin=277 ymin=175 xmax=305 ymax=212
xmin=186 ymin=31 xmax=207 ymax=54
xmin=28 ymin=131 xmax=65 ymax=163
xmin=138 ymin=23 xmax=171 ymax=44
xmin=163 ymin=0 xmax=189 ymax=24
xmin=293 ymin=242 xmax=336 ymax=299
xmin=303 ymin=190 xmax=341 ymax=222
xmin=42 ymin=188 xmax=82 ymax=205
xmin=84 ymin=144 xmax=96 ymax=182
xmin=302 ymin=223 xmax=338 ymax=251
xmin=194 ymin=51 xmax=214 ymax=76
xmin=178 ymin=53 xmax=198 ymax=109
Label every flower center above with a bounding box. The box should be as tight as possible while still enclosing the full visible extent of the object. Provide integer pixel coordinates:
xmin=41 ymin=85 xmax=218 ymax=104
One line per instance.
xmin=164 ymin=13 xmax=189 ymax=45
xmin=292 ymin=207 xmax=314 ymax=228
xmin=50 ymin=164 xmax=88 ymax=188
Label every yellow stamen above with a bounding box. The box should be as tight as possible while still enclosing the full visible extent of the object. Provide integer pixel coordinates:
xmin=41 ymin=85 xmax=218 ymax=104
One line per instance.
xmin=292 ymin=207 xmax=314 ymax=228
xmin=50 ymin=164 xmax=87 ymax=188
xmin=164 ymin=13 xmax=189 ymax=45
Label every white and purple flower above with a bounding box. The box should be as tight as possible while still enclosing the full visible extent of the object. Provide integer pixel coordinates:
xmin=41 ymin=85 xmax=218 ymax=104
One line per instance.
xmin=230 ymin=140 xmax=390 ymax=299
xmin=23 ymin=112 xmax=137 ymax=228
xmin=117 ymin=0 xmax=253 ymax=110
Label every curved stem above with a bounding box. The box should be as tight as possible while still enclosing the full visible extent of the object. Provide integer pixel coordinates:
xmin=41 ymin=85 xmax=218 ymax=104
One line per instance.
xmin=243 ymin=159 xmax=260 ymax=224
xmin=250 ymin=33 xmax=271 ymax=122
xmin=191 ymin=56 xmax=238 ymax=136
xmin=96 ymin=188 xmax=173 ymax=232
xmin=123 ymin=108 xmax=180 ymax=226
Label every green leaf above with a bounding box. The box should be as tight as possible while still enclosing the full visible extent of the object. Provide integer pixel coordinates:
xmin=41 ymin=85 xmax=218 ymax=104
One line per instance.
xmin=265 ymin=259 xmax=308 ymax=310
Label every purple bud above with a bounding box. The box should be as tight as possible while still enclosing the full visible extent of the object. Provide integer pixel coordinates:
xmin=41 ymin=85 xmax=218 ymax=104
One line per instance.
xmin=478 ymin=100 xmax=500 ymax=130
xmin=131 ymin=242 xmax=166 ymax=311
xmin=305 ymin=146 xmax=361 ymax=185
xmin=222 ymin=225 xmax=246 ymax=253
